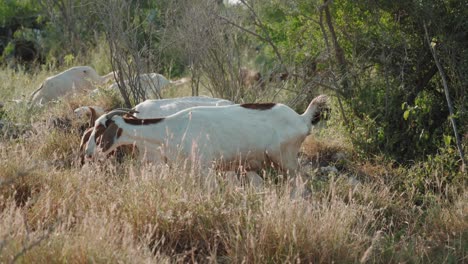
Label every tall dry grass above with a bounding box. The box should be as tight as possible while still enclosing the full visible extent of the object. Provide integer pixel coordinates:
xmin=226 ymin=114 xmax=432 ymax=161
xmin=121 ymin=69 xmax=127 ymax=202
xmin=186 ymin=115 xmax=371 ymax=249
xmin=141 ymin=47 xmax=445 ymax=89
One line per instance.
xmin=1 ymin=148 xmax=465 ymax=263
xmin=0 ymin=149 xmax=376 ymax=263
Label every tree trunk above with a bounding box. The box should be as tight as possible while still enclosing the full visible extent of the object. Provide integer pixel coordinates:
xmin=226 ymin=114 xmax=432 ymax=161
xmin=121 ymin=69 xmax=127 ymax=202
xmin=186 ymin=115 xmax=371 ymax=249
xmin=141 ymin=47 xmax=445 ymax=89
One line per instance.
xmin=323 ymin=0 xmax=350 ymax=96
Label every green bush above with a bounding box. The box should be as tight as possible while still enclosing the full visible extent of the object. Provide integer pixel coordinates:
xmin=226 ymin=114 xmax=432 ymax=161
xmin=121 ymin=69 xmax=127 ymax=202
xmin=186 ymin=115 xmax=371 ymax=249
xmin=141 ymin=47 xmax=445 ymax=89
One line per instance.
xmin=403 ymin=146 xmax=465 ymax=196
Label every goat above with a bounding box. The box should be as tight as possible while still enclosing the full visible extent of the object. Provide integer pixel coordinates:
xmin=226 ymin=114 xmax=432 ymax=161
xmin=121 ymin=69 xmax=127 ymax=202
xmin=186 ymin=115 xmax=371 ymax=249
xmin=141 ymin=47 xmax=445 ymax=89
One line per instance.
xmin=75 ymin=97 xmax=232 ymax=131
xmin=79 ymin=125 xmax=138 ymax=165
xmin=30 ymin=66 xmax=115 ymax=105
xmin=78 ymin=97 xmax=233 ymax=164
xmin=132 ymin=96 xmax=234 ymax=118
xmin=107 ymin=73 xmax=190 ymax=99
xmin=82 ymin=95 xmax=328 ymax=176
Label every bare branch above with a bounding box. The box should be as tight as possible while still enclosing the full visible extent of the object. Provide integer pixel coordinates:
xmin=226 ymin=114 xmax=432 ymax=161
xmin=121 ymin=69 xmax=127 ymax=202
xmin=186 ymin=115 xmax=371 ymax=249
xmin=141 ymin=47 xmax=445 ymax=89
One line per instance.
xmin=217 ymin=15 xmax=269 ymax=44
xmin=318 ymin=3 xmax=350 ymax=126
xmin=423 ymin=22 xmax=466 ymax=172
xmin=220 ymin=0 xmax=284 ymax=67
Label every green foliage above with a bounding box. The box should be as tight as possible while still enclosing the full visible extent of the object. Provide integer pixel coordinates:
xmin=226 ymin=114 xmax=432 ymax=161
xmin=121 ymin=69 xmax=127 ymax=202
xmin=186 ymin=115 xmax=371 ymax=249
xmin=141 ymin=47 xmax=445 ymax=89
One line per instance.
xmin=0 ymin=1 xmax=42 ymax=64
xmin=0 ymin=0 xmax=40 ymax=27
xmin=347 ymin=81 xmax=458 ymax=163
xmin=0 ymin=107 xmax=6 ymax=120
xmin=2 ymin=41 xmax=14 ymax=57
xmin=86 ymin=37 xmax=113 ymax=75
xmin=327 ymin=0 xmax=466 ymax=164
xmin=404 ymin=146 xmax=465 ymax=195
xmin=240 ymin=0 xmax=466 ymax=166
xmin=253 ymin=1 xmax=324 ymax=70
xmin=63 ymin=53 xmax=75 ymax=66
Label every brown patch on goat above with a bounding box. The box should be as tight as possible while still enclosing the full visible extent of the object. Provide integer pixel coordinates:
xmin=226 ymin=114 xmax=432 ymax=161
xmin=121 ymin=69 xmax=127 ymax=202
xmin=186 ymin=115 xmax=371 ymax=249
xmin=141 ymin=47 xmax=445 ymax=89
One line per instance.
xmin=94 ymin=124 xmax=107 ymax=141
xmin=123 ymin=117 xmax=165 ymax=125
xmin=240 ymin=103 xmax=276 ymax=110
xmin=99 ymin=123 xmax=120 ymax=152
xmin=89 ymin=107 xmax=98 ymax=127
xmin=105 ymin=119 xmax=114 ymax=127
xmin=117 ymin=127 xmax=123 ymax=138
xmin=79 ymin=127 xmax=94 ymax=151
xmin=86 ymin=122 xmax=110 ymax=156
xmin=79 ymin=127 xmax=94 ymax=165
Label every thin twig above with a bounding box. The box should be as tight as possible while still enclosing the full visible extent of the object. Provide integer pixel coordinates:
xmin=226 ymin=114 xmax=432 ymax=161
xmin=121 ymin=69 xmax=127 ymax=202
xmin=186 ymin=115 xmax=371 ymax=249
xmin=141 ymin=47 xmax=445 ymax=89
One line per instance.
xmin=423 ymin=22 xmax=466 ymax=172
xmin=10 ymin=226 xmax=55 ymax=264
xmin=217 ymin=2 xmax=284 ymax=67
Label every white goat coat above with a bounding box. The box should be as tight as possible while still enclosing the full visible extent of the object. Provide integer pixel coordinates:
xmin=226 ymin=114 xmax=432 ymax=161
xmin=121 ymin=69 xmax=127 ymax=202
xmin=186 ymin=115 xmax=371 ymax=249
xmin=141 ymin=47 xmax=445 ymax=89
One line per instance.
xmin=85 ymin=102 xmax=321 ymax=173
xmin=108 ymin=73 xmax=171 ymax=99
xmin=133 ymin=96 xmax=234 ymax=118
xmin=79 ymin=97 xmax=233 ymax=164
xmin=30 ymin=66 xmax=111 ymax=105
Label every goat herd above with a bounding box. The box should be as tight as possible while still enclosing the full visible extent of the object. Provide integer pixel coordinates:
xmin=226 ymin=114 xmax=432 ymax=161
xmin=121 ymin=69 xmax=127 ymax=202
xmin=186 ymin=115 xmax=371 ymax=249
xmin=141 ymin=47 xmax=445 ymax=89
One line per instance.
xmin=16 ymin=66 xmax=330 ymax=196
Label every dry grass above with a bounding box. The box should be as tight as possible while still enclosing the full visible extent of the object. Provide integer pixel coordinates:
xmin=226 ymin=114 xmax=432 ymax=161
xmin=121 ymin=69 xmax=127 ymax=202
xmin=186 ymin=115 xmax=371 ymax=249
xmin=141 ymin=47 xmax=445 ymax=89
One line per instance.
xmin=0 ymin=155 xmax=378 ymax=263
xmin=0 ymin=67 xmax=466 ymax=263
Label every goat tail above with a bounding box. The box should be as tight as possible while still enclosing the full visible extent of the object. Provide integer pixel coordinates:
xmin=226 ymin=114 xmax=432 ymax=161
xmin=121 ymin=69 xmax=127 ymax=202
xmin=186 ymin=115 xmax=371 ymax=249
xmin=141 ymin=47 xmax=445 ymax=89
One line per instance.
xmin=300 ymin=94 xmax=329 ymax=127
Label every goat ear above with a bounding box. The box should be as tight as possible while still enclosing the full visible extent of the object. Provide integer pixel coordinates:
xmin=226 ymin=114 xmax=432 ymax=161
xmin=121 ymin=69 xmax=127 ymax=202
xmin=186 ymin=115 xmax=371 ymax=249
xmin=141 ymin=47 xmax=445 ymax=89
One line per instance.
xmin=89 ymin=107 xmax=97 ymax=127
xmin=99 ymin=123 xmax=121 ymax=152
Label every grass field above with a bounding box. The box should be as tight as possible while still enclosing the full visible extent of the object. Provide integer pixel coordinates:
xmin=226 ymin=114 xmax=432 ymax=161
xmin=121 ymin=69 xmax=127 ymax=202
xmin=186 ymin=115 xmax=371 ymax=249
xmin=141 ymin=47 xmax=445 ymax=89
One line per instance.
xmin=0 ymin=66 xmax=466 ymax=263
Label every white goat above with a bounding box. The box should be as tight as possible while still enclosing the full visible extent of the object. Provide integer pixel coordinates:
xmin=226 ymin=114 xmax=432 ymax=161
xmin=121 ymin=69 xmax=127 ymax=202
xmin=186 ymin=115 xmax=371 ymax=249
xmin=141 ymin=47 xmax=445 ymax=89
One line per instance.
xmin=82 ymin=95 xmax=328 ymax=176
xmin=132 ymin=96 xmax=234 ymax=118
xmin=75 ymin=97 xmax=232 ymax=129
xmin=30 ymin=66 xmax=115 ymax=105
xmin=78 ymin=97 xmax=233 ymax=164
xmin=106 ymin=73 xmax=190 ymax=99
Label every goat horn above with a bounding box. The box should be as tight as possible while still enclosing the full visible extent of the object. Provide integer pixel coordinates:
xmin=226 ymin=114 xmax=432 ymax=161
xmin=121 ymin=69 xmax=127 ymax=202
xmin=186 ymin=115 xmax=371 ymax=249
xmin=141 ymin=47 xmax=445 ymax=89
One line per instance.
xmin=105 ymin=109 xmax=136 ymax=120
xmin=113 ymin=108 xmax=139 ymax=114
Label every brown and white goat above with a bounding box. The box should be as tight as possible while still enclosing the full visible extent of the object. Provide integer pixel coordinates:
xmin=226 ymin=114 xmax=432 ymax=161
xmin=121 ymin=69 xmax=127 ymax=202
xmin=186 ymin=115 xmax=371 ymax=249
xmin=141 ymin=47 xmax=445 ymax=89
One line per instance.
xmin=78 ymin=97 xmax=234 ymax=165
xmin=82 ymin=95 xmax=328 ymax=176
